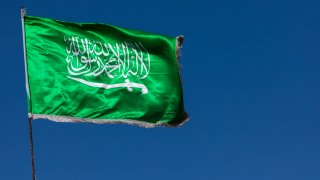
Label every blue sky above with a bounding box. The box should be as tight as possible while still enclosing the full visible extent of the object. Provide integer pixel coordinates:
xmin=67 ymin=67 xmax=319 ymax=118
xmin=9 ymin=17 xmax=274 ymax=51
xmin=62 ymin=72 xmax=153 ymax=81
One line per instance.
xmin=1 ymin=0 xmax=320 ymax=179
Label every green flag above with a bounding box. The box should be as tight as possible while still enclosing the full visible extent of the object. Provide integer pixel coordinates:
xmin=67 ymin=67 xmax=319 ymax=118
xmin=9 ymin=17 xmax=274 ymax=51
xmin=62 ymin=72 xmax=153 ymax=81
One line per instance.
xmin=22 ymin=15 xmax=188 ymax=128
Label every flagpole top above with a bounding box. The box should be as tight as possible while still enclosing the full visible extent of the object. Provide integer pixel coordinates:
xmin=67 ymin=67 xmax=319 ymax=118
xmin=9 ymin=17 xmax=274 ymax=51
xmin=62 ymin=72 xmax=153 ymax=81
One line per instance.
xmin=20 ymin=7 xmax=27 ymax=17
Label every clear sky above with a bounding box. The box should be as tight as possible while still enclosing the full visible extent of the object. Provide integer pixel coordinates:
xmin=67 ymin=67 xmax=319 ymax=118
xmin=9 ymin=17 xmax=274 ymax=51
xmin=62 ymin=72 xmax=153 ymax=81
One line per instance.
xmin=1 ymin=0 xmax=320 ymax=179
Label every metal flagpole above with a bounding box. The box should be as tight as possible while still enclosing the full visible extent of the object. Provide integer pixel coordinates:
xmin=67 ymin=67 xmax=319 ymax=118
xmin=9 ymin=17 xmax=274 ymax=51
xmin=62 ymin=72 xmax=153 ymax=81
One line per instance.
xmin=28 ymin=117 xmax=36 ymax=180
xmin=21 ymin=7 xmax=36 ymax=180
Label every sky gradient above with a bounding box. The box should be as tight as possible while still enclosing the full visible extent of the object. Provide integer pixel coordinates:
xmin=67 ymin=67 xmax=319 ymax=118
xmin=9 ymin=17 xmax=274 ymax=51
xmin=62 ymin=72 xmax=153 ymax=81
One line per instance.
xmin=0 ymin=0 xmax=320 ymax=179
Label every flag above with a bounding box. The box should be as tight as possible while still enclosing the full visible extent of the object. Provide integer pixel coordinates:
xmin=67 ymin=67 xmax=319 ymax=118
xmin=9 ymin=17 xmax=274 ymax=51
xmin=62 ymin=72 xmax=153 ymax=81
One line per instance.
xmin=22 ymin=15 xmax=188 ymax=128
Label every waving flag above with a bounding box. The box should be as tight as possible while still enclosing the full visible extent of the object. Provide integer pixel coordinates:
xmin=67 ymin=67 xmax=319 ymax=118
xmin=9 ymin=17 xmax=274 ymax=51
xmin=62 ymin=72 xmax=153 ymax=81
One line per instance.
xmin=22 ymin=15 xmax=188 ymax=127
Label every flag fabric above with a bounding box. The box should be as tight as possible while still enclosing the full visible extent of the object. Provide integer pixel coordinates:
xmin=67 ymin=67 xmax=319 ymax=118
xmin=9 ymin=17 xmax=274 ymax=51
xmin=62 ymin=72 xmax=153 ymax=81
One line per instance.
xmin=23 ymin=15 xmax=188 ymax=128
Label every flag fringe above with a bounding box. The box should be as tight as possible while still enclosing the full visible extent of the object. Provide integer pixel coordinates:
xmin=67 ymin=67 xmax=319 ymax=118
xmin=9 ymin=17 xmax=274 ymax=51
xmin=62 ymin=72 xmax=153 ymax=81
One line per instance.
xmin=176 ymin=35 xmax=184 ymax=66
xmin=29 ymin=113 xmax=188 ymax=128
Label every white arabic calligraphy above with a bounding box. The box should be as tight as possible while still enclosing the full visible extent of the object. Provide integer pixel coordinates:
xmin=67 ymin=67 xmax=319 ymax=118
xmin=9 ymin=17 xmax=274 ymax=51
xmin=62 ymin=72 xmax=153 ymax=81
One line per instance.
xmin=64 ymin=36 xmax=150 ymax=94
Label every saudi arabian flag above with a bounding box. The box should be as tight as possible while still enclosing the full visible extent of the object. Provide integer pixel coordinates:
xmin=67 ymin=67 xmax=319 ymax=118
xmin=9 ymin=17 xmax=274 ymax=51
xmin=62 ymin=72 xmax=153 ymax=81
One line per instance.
xmin=22 ymin=15 xmax=188 ymax=128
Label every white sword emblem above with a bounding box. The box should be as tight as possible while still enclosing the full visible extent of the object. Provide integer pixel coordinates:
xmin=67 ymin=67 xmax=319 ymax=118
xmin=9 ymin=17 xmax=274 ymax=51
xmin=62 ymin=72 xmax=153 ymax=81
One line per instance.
xmin=67 ymin=76 xmax=148 ymax=94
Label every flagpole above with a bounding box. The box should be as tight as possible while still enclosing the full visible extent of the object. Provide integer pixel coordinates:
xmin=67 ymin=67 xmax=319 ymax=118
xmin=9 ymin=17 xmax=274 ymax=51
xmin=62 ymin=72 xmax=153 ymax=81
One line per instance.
xmin=28 ymin=117 xmax=36 ymax=180
xmin=21 ymin=7 xmax=37 ymax=180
